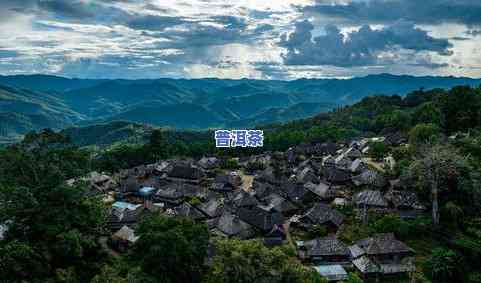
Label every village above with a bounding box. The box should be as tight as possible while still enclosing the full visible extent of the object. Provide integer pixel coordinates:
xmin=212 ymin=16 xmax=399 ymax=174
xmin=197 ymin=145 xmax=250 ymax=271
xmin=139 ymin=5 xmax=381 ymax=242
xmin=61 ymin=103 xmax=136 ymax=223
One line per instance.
xmin=68 ymin=132 xmax=422 ymax=282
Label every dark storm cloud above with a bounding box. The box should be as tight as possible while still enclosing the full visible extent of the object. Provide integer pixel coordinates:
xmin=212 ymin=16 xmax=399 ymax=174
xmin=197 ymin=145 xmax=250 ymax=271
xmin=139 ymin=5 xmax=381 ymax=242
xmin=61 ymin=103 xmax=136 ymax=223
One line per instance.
xmin=280 ymin=20 xmax=452 ymax=67
xmin=303 ymin=0 xmax=481 ymax=26
xmin=38 ymin=0 xmax=94 ymax=18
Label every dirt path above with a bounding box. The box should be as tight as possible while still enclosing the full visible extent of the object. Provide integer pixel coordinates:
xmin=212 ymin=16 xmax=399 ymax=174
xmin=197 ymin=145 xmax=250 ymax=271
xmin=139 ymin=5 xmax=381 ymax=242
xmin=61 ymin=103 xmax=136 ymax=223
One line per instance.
xmin=361 ymin=157 xmax=385 ymax=172
xmin=238 ymin=171 xmax=254 ymax=192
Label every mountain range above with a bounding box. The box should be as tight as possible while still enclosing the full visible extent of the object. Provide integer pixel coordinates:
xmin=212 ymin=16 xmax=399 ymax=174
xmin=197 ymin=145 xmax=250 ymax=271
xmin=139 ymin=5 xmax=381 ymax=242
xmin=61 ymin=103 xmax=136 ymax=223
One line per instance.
xmin=0 ymin=73 xmax=480 ymax=144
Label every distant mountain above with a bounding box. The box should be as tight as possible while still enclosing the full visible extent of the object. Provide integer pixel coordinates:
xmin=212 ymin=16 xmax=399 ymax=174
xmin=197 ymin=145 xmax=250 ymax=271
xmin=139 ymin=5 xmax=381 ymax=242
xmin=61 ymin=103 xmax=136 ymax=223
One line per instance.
xmin=0 ymin=73 xmax=480 ymax=143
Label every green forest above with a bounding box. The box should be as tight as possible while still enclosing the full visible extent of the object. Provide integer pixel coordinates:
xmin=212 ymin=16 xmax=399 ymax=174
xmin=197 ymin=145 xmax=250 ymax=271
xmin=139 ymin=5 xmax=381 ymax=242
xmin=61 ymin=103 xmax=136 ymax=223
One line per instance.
xmin=1 ymin=85 xmax=481 ymax=283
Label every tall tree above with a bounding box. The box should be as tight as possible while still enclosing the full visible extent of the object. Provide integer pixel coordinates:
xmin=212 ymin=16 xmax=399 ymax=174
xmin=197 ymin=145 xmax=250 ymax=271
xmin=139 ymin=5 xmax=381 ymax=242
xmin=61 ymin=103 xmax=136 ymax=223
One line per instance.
xmin=130 ymin=214 xmax=209 ymax=283
xmin=403 ymin=144 xmax=465 ymax=225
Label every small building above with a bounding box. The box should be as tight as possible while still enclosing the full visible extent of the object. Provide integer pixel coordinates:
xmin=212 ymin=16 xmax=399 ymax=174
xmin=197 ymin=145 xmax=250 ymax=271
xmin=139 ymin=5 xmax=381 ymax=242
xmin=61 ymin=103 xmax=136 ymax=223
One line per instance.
xmin=350 ymin=233 xmax=415 ymax=278
xmin=298 ymin=203 xmax=344 ymax=233
xmin=352 ymin=170 xmax=387 ymax=188
xmin=211 ymin=211 xmax=255 ymax=239
xmin=313 ymin=265 xmax=348 ymax=282
xmin=353 ymin=190 xmax=388 ymax=209
xmin=111 ymin=225 xmax=139 ymax=252
xmin=237 ymin=206 xmax=284 ymax=233
xmin=297 ymin=236 xmax=350 ymax=264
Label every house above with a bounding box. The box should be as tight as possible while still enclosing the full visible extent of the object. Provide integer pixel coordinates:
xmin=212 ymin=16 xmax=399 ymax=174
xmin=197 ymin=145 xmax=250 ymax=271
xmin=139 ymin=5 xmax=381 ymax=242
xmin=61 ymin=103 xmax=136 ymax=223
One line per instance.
xmin=230 ymin=191 xmax=259 ymax=209
xmin=349 ymin=159 xmax=368 ymax=174
xmin=322 ymin=167 xmax=351 ymax=184
xmin=237 ymin=206 xmax=284 ymax=233
xmin=173 ymin=203 xmax=206 ymax=221
xmin=210 ymin=211 xmax=255 ymax=239
xmin=251 ymin=180 xmax=275 ymax=200
xmin=304 ymin=181 xmax=334 ymax=200
xmin=198 ymin=157 xmax=219 ymax=170
xmin=167 ymin=162 xmax=205 ymax=183
xmin=107 ymin=201 xmax=146 ymax=231
xmin=313 ymin=265 xmax=348 ymax=282
xmin=351 ymin=233 xmax=415 ymax=278
xmin=264 ymin=224 xmax=286 ymax=246
xmin=262 ymin=193 xmax=298 ymax=215
xmin=111 ymin=225 xmax=139 ymax=252
xmin=384 ymin=190 xmax=425 ymax=219
xmin=353 ymin=190 xmax=389 ymax=208
xmin=352 ymin=170 xmax=387 ymax=188
xmin=296 ymin=166 xmax=319 ymax=184
xmin=282 ymin=181 xmax=313 ymax=205
xmin=196 ymin=198 xmax=224 ymax=219
xmin=255 ymin=167 xmax=279 ymax=185
xmin=154 ymin=182 xmax=206 ymax=206
xmin=211 ymin=172 xmax=242 ymax=193
xmin=298 ymin=203 xmax=344 ymax=233
xmin=297 ymin=236 xmax=350 ymax=264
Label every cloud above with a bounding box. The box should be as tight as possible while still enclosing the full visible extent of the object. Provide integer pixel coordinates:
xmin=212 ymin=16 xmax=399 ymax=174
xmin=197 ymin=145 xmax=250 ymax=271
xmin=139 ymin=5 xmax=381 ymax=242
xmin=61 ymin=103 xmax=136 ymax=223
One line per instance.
xmin=126 ymin=15 xmax=185 ymax=31
xmin=303 ymin=0 xmax=481 ymax=27
xmin=280 ymin=20 xmax=452 ymax=67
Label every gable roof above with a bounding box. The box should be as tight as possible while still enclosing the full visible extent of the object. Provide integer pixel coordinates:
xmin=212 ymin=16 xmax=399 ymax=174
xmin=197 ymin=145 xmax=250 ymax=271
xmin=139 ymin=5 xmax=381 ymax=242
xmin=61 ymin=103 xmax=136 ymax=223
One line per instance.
xmin=355 ymin=233 xmax=414 ymax=255
xmin=303 ymin=237 xmax=350 ymax=257
xmin=322 ymin=167 xmax=351 ymax=184
xmin=237 ymin=206 xmax=284 ymax=232
xmin=112 ymin=225 xmax=139 ymax=243
xmin=173 ymin=203 xmax=205 ymax=221
xmin=304 ymin=181 xmax=332 ymax=199
xmin=214 ymin=211 xmax=255 ymax=239
xmin=384 ymin=190 xmax=424 ymax=210
xmin=262 ymin=193 xmax=298 ymax=214
xmin=353 ymin=256 xmax=380 ymax=274
xmin=352 ymin=170 xmax=387 ymax=187
xmin=168 ymin=163 xmax=205 ymax=180
xmin=302 ymin=203 xmax=344 ymax=227
xmin=196 ymin=198 xmax=223 ymax=218
xmin=353 ymin=190 xmax=388 ymax=207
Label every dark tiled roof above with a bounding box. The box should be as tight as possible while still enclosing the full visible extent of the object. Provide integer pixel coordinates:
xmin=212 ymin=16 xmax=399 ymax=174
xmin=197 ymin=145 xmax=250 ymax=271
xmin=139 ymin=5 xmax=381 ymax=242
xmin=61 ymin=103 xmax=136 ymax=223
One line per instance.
xmin=237 ymin=206 xmax=284 ymax=232
xmin=355 ymin=233 xmax=414 ymax=256
xmin=173 ymin=203 xmax=205 ymax=221
xmin=353 ymin=190 xmax=388 ymax=207
xmin=196 ymin=199 xmax=223 ymax=218
xmin=322 ymin=167 xmax=351 ymax=184
xmin=213 ymin=211 xmax=255 ymax=239
xmin=262 ymin=193 xmax=298 ymax=214
xmin=168 ymin=163 xmax=205 ymax=180
xmin=352 ymin=170 xmax=387 ymax=188
xmin=304 ymin=182 xmax=332 ymax=199
xmin=304 ymin=237 xmax=350 ymax=257
xmin=384 ymin=190 xmax=423 ymax=209
xmin=302 ymin=203 xmax=344 ymax=227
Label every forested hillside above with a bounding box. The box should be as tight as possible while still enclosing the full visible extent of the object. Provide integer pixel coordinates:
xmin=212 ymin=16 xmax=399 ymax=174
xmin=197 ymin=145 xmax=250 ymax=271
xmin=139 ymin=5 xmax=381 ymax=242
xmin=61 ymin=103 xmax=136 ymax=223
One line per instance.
xmin=1 ymin=85 xmax=481 ymax=283
xmin=1 ymin=74 xmax=480 ymax=143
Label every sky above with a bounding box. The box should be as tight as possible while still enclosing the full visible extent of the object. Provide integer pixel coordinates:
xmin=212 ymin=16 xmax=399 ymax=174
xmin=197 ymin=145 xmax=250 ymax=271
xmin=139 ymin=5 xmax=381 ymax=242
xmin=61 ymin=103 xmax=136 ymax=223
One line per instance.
xmin=1 ymin=0 xmax=481 ymax=80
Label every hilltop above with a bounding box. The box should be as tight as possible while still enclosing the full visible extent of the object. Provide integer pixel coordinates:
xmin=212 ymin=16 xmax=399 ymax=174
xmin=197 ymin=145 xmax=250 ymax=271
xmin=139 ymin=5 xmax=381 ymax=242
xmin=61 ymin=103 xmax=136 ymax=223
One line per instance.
xmin=0 ymin=74 xmax=480 ymax=144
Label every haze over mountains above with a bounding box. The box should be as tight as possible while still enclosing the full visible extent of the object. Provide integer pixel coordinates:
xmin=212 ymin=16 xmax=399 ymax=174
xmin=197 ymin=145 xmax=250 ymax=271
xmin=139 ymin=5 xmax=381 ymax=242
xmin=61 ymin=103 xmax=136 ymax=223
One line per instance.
xmin=0 ymin=74 xmax=480 ymax=143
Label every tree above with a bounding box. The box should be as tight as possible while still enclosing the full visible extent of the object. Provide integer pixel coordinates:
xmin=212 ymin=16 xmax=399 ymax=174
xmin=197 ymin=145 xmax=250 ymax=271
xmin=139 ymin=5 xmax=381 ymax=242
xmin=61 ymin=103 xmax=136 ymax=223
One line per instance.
xmin=0 ymin=183 xmax=107 ymax=282
xmin=440 ymin=86 xmax=481 ymax=134
xmin=409 ymin=123 xmax=441 ymax=145
xmin=205 ymin=239 xmax=324 ymax=283
xmin=403 ymin=144 xmax=465 ymax=226
xmin=412 ymin=102 xmax=442 ymax=126
xmin=369 ymin=142 xmax=388 ymax=161
xmin=424 ymin=248 xmax=463 ymax=283
xmin=345 ymin=273 xmax=364 ymax=283
xmin=130 ymin=214 xmax=209 ymax=283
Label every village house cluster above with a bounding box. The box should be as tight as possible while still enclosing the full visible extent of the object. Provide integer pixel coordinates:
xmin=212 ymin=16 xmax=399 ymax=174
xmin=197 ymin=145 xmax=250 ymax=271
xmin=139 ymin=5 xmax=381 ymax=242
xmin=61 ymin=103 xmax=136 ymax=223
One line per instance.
xmin=67 ymin=132 xmax=422 ymax=281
